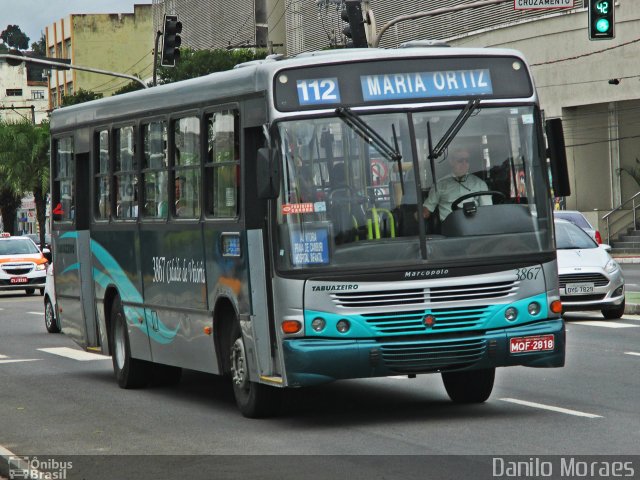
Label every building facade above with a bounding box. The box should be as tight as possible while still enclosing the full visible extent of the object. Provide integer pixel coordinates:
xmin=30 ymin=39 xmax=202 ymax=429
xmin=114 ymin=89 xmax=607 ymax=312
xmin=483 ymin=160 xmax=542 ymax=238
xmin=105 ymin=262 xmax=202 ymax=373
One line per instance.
xmin=45 ymin=4 xmax=154 ymax=108
xmin=0 ymin=57 xmax=49 ymax=124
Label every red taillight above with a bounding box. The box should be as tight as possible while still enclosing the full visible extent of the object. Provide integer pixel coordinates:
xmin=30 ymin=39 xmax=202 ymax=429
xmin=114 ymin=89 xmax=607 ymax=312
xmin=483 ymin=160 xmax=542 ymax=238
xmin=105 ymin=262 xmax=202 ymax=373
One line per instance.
xmin=595 ymin=231 xmax=602 ymax=244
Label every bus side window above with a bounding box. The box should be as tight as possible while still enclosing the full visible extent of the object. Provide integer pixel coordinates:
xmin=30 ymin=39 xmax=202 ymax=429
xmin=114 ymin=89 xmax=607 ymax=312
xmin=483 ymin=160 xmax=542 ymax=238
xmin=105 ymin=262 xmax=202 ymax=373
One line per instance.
xmin=114 ymin=125 xmax=138 ymax=220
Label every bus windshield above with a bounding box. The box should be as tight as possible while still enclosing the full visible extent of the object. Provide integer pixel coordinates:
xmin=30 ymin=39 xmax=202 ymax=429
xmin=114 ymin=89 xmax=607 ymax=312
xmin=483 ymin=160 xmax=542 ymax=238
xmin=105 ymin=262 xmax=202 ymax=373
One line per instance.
xmin=275 ymin=105 xmax=553 ymax=271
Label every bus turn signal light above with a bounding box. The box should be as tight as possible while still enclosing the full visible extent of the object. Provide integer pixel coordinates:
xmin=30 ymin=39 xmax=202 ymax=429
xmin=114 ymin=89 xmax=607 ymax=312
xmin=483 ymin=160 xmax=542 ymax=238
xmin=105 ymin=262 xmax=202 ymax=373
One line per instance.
xmin=281 ymin=320 xmax=302 ymax=334
xmin=550 ymin=300 xmax=562 ymax=314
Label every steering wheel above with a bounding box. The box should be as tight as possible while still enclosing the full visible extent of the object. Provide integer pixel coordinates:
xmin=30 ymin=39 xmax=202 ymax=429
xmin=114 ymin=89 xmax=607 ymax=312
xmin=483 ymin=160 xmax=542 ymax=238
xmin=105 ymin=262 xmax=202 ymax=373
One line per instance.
xmin=451 ymin=190 xmax=506 ymax=211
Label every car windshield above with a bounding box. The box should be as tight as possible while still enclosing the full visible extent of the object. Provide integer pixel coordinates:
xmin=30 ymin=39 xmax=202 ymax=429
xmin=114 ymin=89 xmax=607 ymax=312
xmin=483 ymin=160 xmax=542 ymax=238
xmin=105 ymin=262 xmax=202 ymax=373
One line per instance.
xmin=0 ymin=239 xmax=40 ymax=255
xmin=555 ymin=221 xmax=597 ymax=250
xmin=554 ymin=212 xmax=591 ymax=229
xmin=274 ymin=105 xmax=553 ymax=271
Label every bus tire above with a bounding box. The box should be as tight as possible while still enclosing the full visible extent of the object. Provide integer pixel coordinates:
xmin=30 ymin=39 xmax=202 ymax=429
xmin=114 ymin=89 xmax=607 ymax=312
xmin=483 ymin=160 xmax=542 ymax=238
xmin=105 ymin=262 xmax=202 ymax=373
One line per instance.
xmin=111 ymin=295 xmax=150 ymax=389
xmin=229 ymin=320 xmax=282 ymax=418
xmin=44 ymin=297 xmax=60 ymax=333
xmin=442 ymin=367 xmax=495 ymax=403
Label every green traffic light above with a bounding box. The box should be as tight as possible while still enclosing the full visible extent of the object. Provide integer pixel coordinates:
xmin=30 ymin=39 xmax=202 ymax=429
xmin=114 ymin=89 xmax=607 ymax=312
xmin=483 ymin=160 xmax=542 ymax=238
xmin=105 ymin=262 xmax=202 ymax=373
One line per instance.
xmin=595 ymin=18 xmax=610 ymax=33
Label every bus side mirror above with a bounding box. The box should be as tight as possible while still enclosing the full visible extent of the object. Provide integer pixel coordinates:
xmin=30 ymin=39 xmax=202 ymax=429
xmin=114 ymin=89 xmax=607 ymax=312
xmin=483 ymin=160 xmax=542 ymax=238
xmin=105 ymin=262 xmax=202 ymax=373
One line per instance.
xmin=256 ymin=147 xmax=281 ymax=199
xmin=545 ymin=118 xmax=571 ymax=198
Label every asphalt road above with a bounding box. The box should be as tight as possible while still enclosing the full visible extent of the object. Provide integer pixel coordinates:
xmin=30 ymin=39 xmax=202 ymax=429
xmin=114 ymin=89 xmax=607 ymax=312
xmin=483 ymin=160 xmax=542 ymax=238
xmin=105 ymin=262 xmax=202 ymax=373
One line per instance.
xmin=0 ymin=291 xmax=639 ymax=479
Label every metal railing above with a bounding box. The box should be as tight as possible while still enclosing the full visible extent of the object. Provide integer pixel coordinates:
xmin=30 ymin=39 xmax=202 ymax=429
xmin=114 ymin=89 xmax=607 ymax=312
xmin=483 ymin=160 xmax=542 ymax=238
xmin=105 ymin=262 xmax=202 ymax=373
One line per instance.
xmin=602 ymin=191 xmax=640 ymax=244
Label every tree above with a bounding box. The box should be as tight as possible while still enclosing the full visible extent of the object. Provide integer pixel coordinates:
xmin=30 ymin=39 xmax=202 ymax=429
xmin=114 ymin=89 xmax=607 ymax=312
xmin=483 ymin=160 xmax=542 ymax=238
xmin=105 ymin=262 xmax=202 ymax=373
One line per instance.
xmin=1 ymin=25 xmax=29 ymax=50
xmin=113 ymin=75 xmax=148 ymax=95
xmin=0 ymin=121 xmax=50 ymax=242
xmin=30 ymin=33 xmax=46 ymax=56
xmin=157 ymin=48 xmax=268 ymax=84
xmin=61 ymin=88 xmax=103 ymax=107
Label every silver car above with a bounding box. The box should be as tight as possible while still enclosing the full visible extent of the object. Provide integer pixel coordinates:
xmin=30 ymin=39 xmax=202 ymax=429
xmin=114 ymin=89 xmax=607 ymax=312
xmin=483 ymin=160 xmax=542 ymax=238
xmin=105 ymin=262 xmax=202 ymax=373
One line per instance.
xmin=553 ymin=210 xmax=602 ymax=244
xmin=555 ymin=219 xmax=625 ymax=319
xmin=43 ymin=263 xmax=60 ymax=333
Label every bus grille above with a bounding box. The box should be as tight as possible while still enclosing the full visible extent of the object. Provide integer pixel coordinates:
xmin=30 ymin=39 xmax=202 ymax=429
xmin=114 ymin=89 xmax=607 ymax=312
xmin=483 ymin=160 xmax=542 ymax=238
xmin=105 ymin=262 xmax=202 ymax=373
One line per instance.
xmin=332 ymin=280 xmax=516 ymax=308
xmin=379 ymin=338 xmax=486 ymax=373
xmin=559 ymin=273 xmax=608 ymax=288
xmin=362 ymin=306 xmax=489 ymax=334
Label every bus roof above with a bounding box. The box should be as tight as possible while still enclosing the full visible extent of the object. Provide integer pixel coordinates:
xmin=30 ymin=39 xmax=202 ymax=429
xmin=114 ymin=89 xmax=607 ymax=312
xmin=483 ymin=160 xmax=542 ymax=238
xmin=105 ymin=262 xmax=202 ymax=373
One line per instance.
xmin=50 ymin=46 xmax=530 ymax=132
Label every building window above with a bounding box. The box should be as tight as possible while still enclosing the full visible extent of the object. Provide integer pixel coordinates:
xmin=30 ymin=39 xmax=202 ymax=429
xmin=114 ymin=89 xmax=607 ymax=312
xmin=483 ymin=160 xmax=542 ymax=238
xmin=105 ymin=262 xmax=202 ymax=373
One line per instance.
xmin=32 ymin=90 xmax=45 ymax=100
xmin=173 ymin=117 xmax=201 ymax=218
xmin=64 ymin=39 xmax=72 ymax=59
xmin=6 ymin=89 xmax=23 ymax=97
xmin=142 ymin=121 xmax=168 ymax=218
xmin=205 ymin=110 xmax=240 ymax=218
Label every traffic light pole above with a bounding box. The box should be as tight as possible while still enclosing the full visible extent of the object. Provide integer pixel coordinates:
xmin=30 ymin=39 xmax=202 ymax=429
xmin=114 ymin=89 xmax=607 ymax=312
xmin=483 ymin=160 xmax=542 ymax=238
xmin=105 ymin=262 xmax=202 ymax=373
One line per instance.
xmin=371 ymin=0 xmax=512 ymax=48
xmin=0 ymin=54 xmax=148 ymax=89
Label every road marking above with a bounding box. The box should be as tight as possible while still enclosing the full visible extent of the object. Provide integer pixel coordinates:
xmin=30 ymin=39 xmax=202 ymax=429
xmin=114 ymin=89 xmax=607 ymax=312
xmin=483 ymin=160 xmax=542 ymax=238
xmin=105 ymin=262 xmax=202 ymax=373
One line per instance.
xmin=0 ymin=354 xmax=7 ymax=359
xmin=624 ymin=351 xmax=640 ymax=357
xmin=27 ymin=311 xmax=43 ymax=316
xmin=0 ymin=359 xmax=40 ymax=364
xmin=38 ymin=347 xmax=109 ymax=361
xmin=500 ymin=398 xmax=602 ymax=418
xmin=572 ymin=320 xmax=639 ymax=328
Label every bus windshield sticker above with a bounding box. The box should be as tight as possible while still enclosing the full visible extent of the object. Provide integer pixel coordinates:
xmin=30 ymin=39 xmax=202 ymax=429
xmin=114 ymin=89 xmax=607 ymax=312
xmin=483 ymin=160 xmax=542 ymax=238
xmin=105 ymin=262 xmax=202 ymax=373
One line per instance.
xmin=281 ymin=202 xmax=326 ymax=215
xmin=360 ymin=69 xmax=492 ymax=102
xmin=221 ymin=233 xmax=241 ymax=257
xmin=290 ymin=227 xmax=330 ymax=266
xmin=296 ymin=78 xmax=341 ymax=106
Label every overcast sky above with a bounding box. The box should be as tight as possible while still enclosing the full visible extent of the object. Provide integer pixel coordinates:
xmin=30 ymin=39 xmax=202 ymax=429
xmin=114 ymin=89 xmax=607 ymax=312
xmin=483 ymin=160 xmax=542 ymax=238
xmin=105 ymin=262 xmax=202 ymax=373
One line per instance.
xmin=1 ymin=1 xmax=151 ymax=46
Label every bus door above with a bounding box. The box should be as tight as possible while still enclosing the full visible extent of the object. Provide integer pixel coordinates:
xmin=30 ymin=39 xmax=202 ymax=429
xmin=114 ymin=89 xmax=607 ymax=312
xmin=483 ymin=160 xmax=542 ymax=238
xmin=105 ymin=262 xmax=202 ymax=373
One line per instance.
xmin=52 ymin=138 xmax=100 ymax=349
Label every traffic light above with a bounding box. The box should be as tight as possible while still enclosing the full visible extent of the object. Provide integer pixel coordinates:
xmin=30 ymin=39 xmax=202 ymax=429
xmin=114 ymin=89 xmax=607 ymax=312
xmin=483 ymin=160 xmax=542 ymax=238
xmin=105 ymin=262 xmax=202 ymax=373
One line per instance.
xmin=589 ymin=0 xmax=614 ymax=40
xmin=341 ymin=1 xmax=368 ymax=48
xmin=161 ymin=14 xmax=182 ymax=67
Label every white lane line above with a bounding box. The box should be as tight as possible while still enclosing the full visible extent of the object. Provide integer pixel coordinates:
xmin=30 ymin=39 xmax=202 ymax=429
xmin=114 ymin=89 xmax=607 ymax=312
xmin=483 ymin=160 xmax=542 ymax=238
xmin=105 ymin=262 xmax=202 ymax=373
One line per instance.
xmin=0 ymin=354 xmax=7 ymax=359
xmin=500 ymin=398 xmax=602 ymax=418
xmin=0 ymin=359 xmax=41 ymax=364
xmin=624 ymin=352 xmax=640 ymax=357
xmin=573 ymin=320 xmax=639 ymax=329
xmin=38 ymin=347 xmax=109 ymax=361
xmin=27 ymin=311 xmax=43 ymax=316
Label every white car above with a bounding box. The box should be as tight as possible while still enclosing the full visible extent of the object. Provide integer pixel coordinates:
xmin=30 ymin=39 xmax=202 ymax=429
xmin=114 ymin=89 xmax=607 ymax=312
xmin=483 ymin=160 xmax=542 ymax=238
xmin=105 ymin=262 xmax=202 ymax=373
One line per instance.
xmin=555 ymin=219 xmax=625 ymax=319
xmin=44 ymin=264 xmax=60 ymax=333
xmin=554 ymin=210 xmax=602 ymax=244
xmin=0 ymin=234 xmax=48 ymax=295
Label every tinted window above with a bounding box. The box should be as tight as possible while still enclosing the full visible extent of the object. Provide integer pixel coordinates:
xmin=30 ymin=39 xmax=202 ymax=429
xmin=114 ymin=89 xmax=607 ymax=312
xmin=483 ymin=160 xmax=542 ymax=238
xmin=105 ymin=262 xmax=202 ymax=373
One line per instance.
xmin=555 ymin=221 xmax=597 ymax=250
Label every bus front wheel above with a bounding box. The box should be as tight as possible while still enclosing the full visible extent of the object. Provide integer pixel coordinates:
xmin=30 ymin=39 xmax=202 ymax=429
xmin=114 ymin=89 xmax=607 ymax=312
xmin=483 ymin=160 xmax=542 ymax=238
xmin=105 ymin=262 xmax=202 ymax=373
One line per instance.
xmin=229 ymin=320 xmax=282 ymax=418
xmin=442 ymin=367 xmax=495 ymax=403
xmin=111 ymin=295 xmax=150 ymax=389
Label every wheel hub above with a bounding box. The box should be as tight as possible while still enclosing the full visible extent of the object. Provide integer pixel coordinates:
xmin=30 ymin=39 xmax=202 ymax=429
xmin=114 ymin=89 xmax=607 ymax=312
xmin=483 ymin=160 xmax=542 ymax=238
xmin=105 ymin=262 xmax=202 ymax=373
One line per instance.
xmin=230 ymin=338 xmax=248 ymax=388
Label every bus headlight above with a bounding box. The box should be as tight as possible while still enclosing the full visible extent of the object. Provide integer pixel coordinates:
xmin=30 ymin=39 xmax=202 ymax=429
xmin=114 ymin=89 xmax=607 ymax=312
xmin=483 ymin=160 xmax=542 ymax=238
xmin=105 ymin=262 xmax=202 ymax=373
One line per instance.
xmin=505 ymin=307 xmax=518 ymax=322
xmin=528 ymin=302 xmax=541 ymax=316
xmin=311 ymin=317 xmax=326 ymax=332
xmin=336 ymin=319 xmax=351 ymax=333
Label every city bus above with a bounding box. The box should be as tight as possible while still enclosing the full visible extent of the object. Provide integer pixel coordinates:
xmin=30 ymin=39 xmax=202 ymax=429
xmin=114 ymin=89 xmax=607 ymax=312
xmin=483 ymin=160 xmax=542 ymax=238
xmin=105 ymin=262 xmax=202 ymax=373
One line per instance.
xmin=49 ymin=46 xmax=570 ymax=417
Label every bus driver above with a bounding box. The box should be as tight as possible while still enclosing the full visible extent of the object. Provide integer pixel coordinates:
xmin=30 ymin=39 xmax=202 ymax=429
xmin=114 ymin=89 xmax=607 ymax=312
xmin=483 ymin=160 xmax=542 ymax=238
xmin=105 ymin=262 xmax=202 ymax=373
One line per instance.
xmin=422 ymin=147 xmax=492 ymax=221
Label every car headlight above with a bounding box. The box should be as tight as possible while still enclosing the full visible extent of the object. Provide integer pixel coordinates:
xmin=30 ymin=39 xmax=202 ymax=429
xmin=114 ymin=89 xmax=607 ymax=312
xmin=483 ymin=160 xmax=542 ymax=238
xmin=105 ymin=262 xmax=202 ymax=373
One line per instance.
xmin=605 ymin=259 xmax=619 ymax=274
xmin=36 ymin=263 xmax=47 ymax=271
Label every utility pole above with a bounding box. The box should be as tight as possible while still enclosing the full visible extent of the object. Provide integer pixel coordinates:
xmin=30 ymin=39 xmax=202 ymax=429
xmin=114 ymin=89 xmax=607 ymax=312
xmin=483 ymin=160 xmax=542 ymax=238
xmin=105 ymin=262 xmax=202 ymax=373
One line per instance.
xmin=372 ymin=0 xmax=512 ymax=48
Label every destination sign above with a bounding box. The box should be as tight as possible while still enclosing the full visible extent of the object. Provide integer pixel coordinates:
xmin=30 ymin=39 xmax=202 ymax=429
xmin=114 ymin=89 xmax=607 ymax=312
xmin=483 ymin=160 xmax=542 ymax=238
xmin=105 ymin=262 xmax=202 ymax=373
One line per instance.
xmin=274 ymin=56 xmax=533 ymax=112
xmin=360 ymin=69 xmax=492 ymax=101
xmin=289 ymin=226 xmax=330 ymax=266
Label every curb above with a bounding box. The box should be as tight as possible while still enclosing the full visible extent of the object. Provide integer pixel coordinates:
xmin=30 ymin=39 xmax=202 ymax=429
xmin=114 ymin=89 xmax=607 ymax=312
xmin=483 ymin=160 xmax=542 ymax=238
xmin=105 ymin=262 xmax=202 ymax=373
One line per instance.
xmin=625 ymin=303 xmax=640 ymax=315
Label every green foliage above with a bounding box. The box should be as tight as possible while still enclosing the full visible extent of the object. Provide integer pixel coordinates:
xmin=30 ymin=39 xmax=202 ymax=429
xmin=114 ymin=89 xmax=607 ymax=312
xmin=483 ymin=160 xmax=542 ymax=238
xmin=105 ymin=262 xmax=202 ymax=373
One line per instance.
xmin=157 ymin=48 xmax=269 ymax=84
xmin=61 ymin=88 xmax=103 ymax=107
xmin=1 ymin=25 xmax=29 ymax=50
xmin=113 ymin=78 xmax=148 ymax=96
xmin=30 ymin=34 xmax=46 ymax=56
xmin=0 ymin=120 xmax=50 ymax=236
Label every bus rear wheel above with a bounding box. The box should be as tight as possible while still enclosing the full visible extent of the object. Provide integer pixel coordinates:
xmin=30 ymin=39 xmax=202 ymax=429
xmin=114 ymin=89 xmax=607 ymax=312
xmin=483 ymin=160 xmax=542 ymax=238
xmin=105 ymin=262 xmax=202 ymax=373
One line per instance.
xmin=229 ymin=320 xmax=282 ymax=418
xmin=442 ymin=367 xmax=495 ymax=403
xmin=111 ymin=295 xmax=150 ymax=389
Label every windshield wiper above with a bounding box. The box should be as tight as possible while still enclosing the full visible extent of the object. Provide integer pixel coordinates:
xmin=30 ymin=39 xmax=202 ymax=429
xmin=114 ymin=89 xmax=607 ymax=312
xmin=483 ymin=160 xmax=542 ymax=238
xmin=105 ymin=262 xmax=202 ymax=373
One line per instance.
xmin=336 ymin=107 xmax=404 ymax=194
xmin=429 ymin=99 xmax=481 ymax=162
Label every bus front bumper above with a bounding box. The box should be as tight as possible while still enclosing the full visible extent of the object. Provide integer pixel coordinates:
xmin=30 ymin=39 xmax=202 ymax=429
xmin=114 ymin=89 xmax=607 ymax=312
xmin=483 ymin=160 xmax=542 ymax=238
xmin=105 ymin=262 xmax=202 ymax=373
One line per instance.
xmin=282 ymin=319 xmax=565 ymax=387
